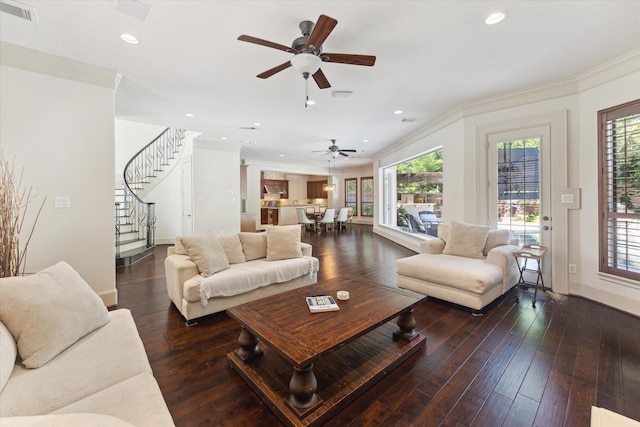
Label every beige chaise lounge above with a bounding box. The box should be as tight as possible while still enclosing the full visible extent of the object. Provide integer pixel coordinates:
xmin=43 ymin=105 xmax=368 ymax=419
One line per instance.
xmin=165 ymin=225 xmax=320 ymax=323
xmin=396 ymin=221 xmax=520 ymax=312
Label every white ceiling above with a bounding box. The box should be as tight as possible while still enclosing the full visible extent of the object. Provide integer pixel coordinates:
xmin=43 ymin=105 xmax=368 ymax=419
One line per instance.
xmin=1 ymin=1 xmax=639 ymax=170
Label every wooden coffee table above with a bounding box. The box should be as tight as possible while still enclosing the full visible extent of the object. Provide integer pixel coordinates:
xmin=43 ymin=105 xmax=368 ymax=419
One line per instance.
xmin=226 ymin=276 xmax=427 ymax=427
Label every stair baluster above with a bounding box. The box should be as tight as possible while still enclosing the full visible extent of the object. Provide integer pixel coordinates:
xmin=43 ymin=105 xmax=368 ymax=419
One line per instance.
xmin=115 ymin=128 xmax=185 ymax=266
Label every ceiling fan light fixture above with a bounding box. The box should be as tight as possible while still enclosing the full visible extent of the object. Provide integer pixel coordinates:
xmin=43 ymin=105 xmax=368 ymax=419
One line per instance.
xmin=290 ymin=53 xmax=321 ymax=76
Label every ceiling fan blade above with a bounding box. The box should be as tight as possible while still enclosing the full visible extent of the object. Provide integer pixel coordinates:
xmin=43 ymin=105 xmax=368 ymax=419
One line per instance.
xmin=339 ymin=149 xmax=357 ymax=153
xmin=257 ymin=61 xmax=292 ymax=79
xmin=312 ymin=69 xmax=331 ymax=89
xmin=339 ymin=152 xmax=350 ymax=157
xmin=306 ymin=15 xmax=337 ymax=50
xmin=322 ymin=53 xmax=376 ymax=66
xmin=238 ymin=35 xmax=297 ymax=53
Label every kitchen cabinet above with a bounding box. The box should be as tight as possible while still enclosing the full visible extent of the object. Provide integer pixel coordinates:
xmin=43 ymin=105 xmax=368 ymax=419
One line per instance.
xmin=261 ymin=179 xmax=288 ymax=199
xmin=260 ymin=208 xmax=279 ymax=225
xmin=307 ymin=180 xmax=328 ymax=199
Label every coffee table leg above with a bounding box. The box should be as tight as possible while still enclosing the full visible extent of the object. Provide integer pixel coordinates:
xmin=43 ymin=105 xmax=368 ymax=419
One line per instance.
xmin=393 ymin=307 xmax=419 ymax=341
xmin=287 ymin=363 xmax=319 ymax=410
xmin=234 ymin=326 xmax=263 ymax=361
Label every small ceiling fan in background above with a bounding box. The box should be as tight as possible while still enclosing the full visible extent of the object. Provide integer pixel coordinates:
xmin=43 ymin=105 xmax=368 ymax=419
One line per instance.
xmin=238 ymin=14 xmax=376 ymax=106
xmin=312 ymin=139 xmax=357 ymax=158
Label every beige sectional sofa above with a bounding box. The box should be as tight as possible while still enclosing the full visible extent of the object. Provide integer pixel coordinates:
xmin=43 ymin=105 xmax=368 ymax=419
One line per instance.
xmin=396 ymin=221 xmax=520 ymax=312
xmin=0 ymin=262 xmax=174 ymax=427
xmin=165 ymin=225 xmax=320 ymax=323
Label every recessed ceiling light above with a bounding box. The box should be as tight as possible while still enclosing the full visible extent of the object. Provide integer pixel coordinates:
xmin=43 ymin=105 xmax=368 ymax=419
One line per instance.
xmin=279 ymin=154 xmax=285 ymax=157
xmin=184 ymin=113 xmax=194 ymax=118
xmin=393 ymin=110 xmax=403 ymax=115
xmin=253 ymin=122 xmax=261 ymax=127
xmin=306 ymin=99 xmax=316 ymax=106
xmin=220 ymin=137 xmax=228 ymax=141
xmin=363 ymin=139 xmax=369 ymax=143
xmin=120 ymin=33 xmax=139 ymax=44
xmin=485 ymin=11 xmax=507 ymax=25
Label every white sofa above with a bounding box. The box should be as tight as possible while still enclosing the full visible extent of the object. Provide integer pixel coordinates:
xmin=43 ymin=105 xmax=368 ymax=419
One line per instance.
xmin=396 ymin=221 xmax=520 ymax=312
xmin=0 ymin=262 xmax=174 ymax=427
xmin=165 ymin=226 xmax=320 ymax=323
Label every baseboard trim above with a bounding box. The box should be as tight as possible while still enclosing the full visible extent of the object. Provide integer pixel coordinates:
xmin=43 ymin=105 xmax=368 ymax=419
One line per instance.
xmin=569 ymin=280 xmax=640 ymax=317
xmin=99 ymin=288 xmax=118 ymax=308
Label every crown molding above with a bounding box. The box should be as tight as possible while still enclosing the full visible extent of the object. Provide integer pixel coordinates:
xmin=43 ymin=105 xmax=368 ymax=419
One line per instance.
xmin=0 ymin=42 xmax=119 ymax=89
xmin=375 ymin=48 xmax=640 ymax=162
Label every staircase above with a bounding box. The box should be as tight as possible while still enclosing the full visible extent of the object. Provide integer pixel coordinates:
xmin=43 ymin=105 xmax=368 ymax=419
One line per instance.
xmin=115 ymin=128 xmax=186 ymax=267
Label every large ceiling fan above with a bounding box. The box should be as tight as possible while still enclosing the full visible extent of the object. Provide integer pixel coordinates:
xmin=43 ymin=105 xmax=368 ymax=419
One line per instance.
xmin=238 ymin=14 xmax=376 ymax=93
xmin=313 ymin=139 xmax=357 ymax=158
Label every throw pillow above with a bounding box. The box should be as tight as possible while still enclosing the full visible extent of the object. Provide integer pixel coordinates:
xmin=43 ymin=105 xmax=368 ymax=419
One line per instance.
xmin=239 ymin=232 xmax=268 ymax=261
xmin=442 ymin=221 xmax=490 ymax=259
xmin=218 ymin=234 xmax=246 ymax=264
xmin=265 ymin=225 xmax=303 ymax=261
xmin=438 ymin=223 xmax=450 ymax=243
xmin=0 ymin=262 xmax=110 ymax=369
xmin=483 ymin=229 xmax=510 ymax=255
xmin=179 ymin=232 xmax=230 ymax=277
xmin=0 ymin=321 xmax=17 ymax=392
xmin=174 ymin=236 xmax=187 ymax=255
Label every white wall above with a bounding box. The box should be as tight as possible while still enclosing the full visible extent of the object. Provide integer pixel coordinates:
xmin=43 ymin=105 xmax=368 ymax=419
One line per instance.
xmin=114 ymin=119 xmax=165 ymax=182
xmin=192 ymin=140 xmax=241 ymax=236
xmin=0 ymin=45 xmax=118 ymax=306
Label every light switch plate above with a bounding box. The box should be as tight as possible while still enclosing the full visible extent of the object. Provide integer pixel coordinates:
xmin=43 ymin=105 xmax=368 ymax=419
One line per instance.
xmin=561 ymin=188 xmax=580 ymax=209
xmin=54 ymin=196 xmax=70 ymax=208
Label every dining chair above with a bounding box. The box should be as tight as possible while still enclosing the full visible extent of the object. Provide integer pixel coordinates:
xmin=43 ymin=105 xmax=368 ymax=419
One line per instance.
xmin=316 ymin=208 xmax=335 ymax=232
xmin=297 ymin=208 xmax=317 ymax=233
xmin=335 ymin=207 xmax=349 ymax=230
xmin=346 ymin=207 xmax=354 ymax=228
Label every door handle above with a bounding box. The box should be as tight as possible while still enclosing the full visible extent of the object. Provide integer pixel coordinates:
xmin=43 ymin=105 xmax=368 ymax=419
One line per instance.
xmin=543 ymin=225 xmax=550 ymax=230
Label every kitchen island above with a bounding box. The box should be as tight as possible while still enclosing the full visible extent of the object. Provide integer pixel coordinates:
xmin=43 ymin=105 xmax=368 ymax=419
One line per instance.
xmin=271 ymin=204 xmax=322 ymax=226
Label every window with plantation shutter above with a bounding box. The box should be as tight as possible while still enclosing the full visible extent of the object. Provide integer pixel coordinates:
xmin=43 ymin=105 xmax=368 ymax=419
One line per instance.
xmin=599 ymin=99 xmax=640 ymax=281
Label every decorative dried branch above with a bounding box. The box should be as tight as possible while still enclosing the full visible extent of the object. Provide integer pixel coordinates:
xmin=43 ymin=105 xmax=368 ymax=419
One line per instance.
xmin=0 ymin=151 xmax=45 ymax=277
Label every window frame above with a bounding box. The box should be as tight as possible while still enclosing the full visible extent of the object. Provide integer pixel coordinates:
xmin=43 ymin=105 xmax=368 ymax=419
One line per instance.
xmin=598 ymin=99 xmax=640 ymax=281
xmin=345 ymin=178 xmax=358 ymax=216
xmin=361 ymin=176 xmax=374 ymax=217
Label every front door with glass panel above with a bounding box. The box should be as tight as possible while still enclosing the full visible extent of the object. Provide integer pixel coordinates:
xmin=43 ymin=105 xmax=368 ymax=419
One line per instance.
xmin=488 ymin=126 xmax=551 ymax=287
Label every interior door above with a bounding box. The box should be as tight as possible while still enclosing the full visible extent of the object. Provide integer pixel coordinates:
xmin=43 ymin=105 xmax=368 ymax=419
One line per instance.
xmin=181 ymin=157 xmax=193 ymax=235
xmin=487 ymin=126 xmax=552 ymax=287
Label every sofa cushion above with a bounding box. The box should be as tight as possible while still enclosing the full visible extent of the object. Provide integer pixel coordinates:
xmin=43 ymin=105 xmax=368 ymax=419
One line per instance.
xmin=218 ymin=234 xmax=246 ymax=264
xmin=179 ymin=232 xmax=229 ymax=277
xmin=0 ymin=262 xmax=110 ymax=369
xmin=266 ymin=225 xmax=303 ymax=261
xmin=51 ymin=372 xmax=175 ymax=427
xmin=0 ymin=413 xmax=137 ymax=427
xmin=239 ymin=232 xmax=267 ymax=261
xmin=396 ymin=253 xmax=503 ymax=294
xmin=483 ymin=229 xmax=510 ymax=255
xmin=443 ymin=221 xmax=490 ymax=259
xmin=0 ymin=321 xmax=16 ymax=393
xmin=0 ymin=310 xmax=152 ymax=417
xmin=194 ymin=257 xmax=318 ymax=304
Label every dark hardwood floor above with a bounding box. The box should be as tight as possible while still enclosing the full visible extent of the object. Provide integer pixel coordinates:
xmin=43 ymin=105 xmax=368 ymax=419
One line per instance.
xmin=115 ymin=225 xmax=640 ymax=427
